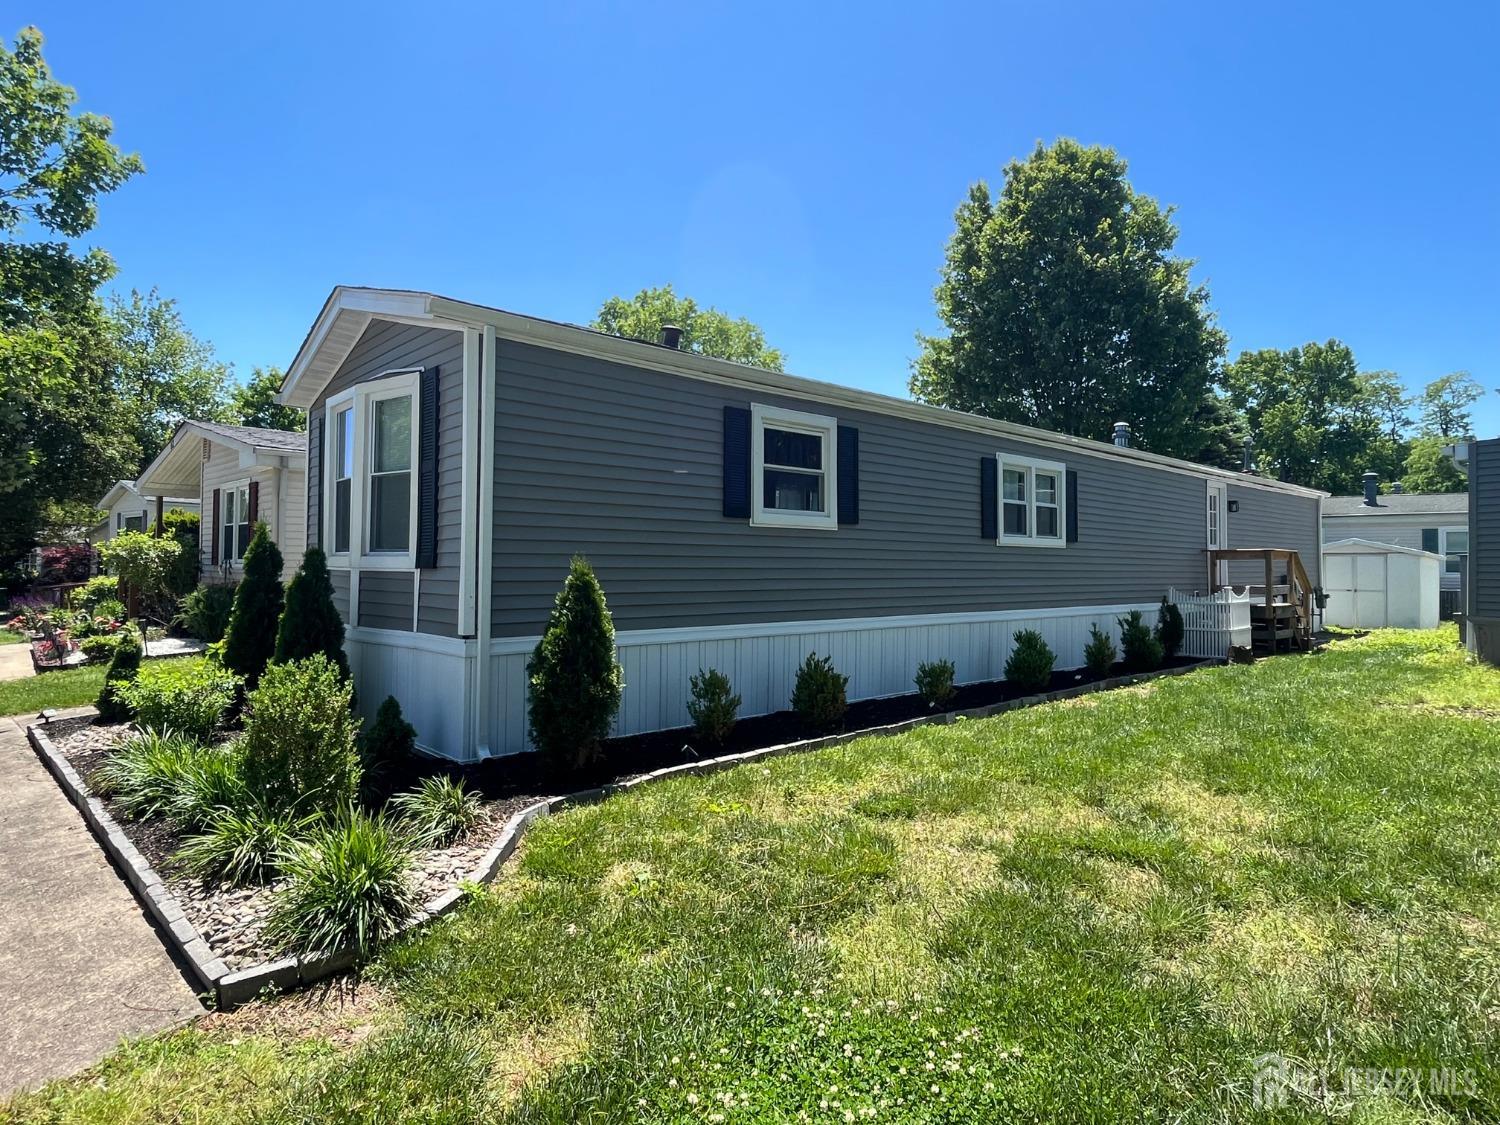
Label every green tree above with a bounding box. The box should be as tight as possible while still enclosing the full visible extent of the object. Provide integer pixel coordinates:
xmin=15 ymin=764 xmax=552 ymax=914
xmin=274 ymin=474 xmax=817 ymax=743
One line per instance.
xmin=1185 ymin=392 xmax=1248 ymax=471
xmin=1401 ymin=436 xmax=1467 ymax=494
xmin=593 ymin=285 xmax=785 ymax=370
xmin=911 ymin=139 xmax=1226 ymax=457
xmin=1418 ymin=372 xmax=1482 ymax=440
xmin=230 ymin=365 xmax=303 ymax=432
xmin=1222 ymin=341 xmax=1380 ymax=492
xmin=1356 ymin=370 xmax=1412 ymax=485
xmin=274 ymin=547 xmax=347 ymax=676
xmin=221 ymin=523 xmax=284 ymax=687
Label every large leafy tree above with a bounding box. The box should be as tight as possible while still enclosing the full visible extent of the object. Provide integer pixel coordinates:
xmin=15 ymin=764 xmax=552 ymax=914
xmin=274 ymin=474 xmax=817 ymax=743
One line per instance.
xmin=1402 ymin=436 xmax=1467 ymax=494
xmin=0 ymin=27 xmax=143 ymax=563
xmin=230 ymin=365 xmax=303 ymax=431
xmin=1418 ymin=372 xmax=1482 ymax=440
xmin=593 ymin=285 xmax=785 ymax=370
xmin=1222 ymin=341 xmax=1382 ymax=493
xmin=910 ymin=139 xmax=1226 ymax=457
xmin=1353 ymin=370 xmax=1412 ymax=485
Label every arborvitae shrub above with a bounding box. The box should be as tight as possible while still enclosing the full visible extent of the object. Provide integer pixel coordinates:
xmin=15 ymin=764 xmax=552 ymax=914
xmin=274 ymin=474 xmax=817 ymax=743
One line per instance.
xmin=176 ymin=583 xmax=237 ymax=643
xmin=1004 ymin=629 xmax=1055 ymax=692
xmin=1083 ymin=623 xmax=1117 ymax=677
xmin=687 ymin=667 xmax=741 ymax=745
xmin=221 ymin=523 xmax=284 ymax=687
xmin=241 ymin=654 xmax=360 ymax=812
xmin=1156 ymin=596 xmax=1185 ymax=659
xmin=791 ymin=652 xmax=848 ymax=732
xmin=914 ymin=659 xmax=957 ymax=708
xmin=1118 ymin=610 xmax=1164 ymax=672
xmin=360 ymin=695 xmax=416 ymax=798
xmin=527 ymin=557 xmax=624 ymax=776
xmin=96 ymin=631 xmax=143 ymax=721
xmin=275 ymin=547 xmax=347 ymax=677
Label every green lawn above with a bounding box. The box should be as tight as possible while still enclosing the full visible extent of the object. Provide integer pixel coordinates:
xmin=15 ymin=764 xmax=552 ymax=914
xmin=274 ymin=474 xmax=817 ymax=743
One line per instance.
xmin=0 ymin=663 xmax=105 ymax=716
xmin=0 ymin=630 xmax=27 ymax=645
xmin=8 ymin=628 xmax=1500 ymax=1122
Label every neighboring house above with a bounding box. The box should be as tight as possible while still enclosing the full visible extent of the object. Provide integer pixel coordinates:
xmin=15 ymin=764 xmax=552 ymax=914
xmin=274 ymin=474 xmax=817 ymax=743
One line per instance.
xmin=1468 ymin=438 xmax=1499 ymax=664
xmin=135 ymin=421 xmax=307 ymax=582
xmin=1322 ymin=474 xmax=1469 ymax=593
xmin=88 ymin=480 xmax=200 ymax=546
xmin=278 ymin=286 xmax=1326 ymax=762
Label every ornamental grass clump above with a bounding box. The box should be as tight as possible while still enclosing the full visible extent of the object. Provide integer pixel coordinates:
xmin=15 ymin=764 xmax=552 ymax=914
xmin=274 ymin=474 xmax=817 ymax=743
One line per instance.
xmin=1004 ymin=629 xmax=1055 ymax=692
xmin=1084 ymin=623 xmax=1118 ymax=677
xmin=92 ymin=729 xmax=217 ymax=822
xmin=117 ymin=657 xmax=239 ymax=742
xmin=390 ymin=776 xmax=482 ymax=847
xmin=265 ymin=808 xmax=418 ymax=957
xmin=1118 ymin=609 xmax=1164 ymax=672
xmin=687 ymin=667 xmax=741 ymax=745
xmin=177 ymin=802 xmax=316 ymax=886
xmin=241 ymin=654 xmax=361 ymax=813
xmin=791 ymin=652 xmax=848 ymax=732
xmin=914 ymin=658 xmax=957 ymax=708
xmin=527 ymin=556 xmax=623 ymax=776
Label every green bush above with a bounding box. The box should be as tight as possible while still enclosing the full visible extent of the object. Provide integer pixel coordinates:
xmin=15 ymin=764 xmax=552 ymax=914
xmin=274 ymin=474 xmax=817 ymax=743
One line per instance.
xmin=241 ymin=654 xmax=360 ymax=813
xmin=74 ymin=575 xmax=122 ymax=611
xmin=791 ymin=652 xmax=848 ymax=732
xmin=90 ymin=598 xmax=127 ymax=625
xmin=98 ymin=530 xmax=181 ymax=612
xmin=1157 ymin=596 xmax=1185 ymax=659
xmin=360 ymin=695 xmax=416 ymax=799
xmin=160 ymin=508 xmax=200 ymax=596
xmin=95 ymin=631 xmax=143 ymax=721
xmin=164 ymin=741 xmax=249 ymax=830
xmin=265 ymin=808 xmax=418 ymax=956
xmin=80 ymin=634 xmax=122 ymax=664
xmin=274 ymin=547 xmax=347 ymax=677
xmin=1004 ymin=629 xmax=1055 ymax=692
xmin=686 ymin=667 xmax=740 ymax=744
xmin=117 ymin=658 xmax=239 ymax=742
xmin=914 ymin=658 xmax=957 ymax=708
xmin=175 ymin=583 xmax=237 ymax=643
xmin=1083 ymin=623 xmax=1118 ymax=677
xmin=390 ymin=776 xmax=481 ymax=847
xmin=92 ymin=729 xmax=218 ymax=822
xmin=526 ymin=556 xmax=623 ymax=775
xmin=1118 ymin=609 xmax=1164 ymax=672
xmin=177 ymin=802 xmax=316 ymax=886
xmin=221 ymin=523 xmax=284 ymax=687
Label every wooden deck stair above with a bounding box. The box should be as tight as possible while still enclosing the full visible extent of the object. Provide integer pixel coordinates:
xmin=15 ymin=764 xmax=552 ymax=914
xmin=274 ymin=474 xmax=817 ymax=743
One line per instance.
xmin=1207 ymin=548 xmax=1314 ymax=653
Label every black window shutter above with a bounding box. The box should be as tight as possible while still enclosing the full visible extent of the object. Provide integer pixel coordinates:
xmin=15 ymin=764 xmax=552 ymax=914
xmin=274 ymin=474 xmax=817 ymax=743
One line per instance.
xmin=723 ymin=405 xmax=751 ymax=518
xmin=416 ymin=366 xmax=440 ymax=568
xmin=209 ymin=489 xmax=221 ymax=565
xmin=308 ymin=412 xmax=323 ymax=550
xmin=247 ymin=479 xmax=259 ymax=526
xmin=980 ymin=456 xmax=997 ymax=540
xmin=1066 ymin=469 xmax=1079 ymax=543
xmin=1422 ymin=527 xmax=1439 ymax=553
xmin=837 ymin=425 xmax=859 ymax=525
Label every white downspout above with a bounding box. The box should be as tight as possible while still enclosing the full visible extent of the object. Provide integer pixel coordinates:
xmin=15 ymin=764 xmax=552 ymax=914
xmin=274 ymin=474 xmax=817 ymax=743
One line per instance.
xmin=473 ymin=324 xmax=497 ymax=758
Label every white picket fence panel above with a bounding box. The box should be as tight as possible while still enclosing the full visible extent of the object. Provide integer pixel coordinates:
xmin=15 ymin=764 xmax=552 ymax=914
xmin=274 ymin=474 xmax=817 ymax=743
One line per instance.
xmin=1168 ymin=587 xmax=1251 ymax=659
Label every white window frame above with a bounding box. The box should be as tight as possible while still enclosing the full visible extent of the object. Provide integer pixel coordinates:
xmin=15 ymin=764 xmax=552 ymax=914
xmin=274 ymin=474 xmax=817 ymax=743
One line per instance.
xmin=750 ymin=402 xmax=839 ymax=531
xmin=995 ymin=453 xmax=1067 ymax=548
xmin=1440 ymin=526 xmax=1469 ymax=575
xmin=220 ymin=478 xmax=251 ymax=566
xmin=322 ymin=370 xmax=421 ymax=570
xmin=327 ymin=397 xmax=355 ymax=561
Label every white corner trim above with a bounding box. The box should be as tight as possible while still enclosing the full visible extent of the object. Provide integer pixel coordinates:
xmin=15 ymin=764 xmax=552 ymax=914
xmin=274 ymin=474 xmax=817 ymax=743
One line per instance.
xmin=457 ymin=327 xmax=480 ymax=637
xmin=474 ymin=324 xmax=498 ymax=758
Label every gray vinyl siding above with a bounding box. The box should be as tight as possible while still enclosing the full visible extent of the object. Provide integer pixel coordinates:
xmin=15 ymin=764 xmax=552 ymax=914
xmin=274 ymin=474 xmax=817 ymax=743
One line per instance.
xmin=358 ymin=571 xmax=415 ymax=631
xmin=305 ymin=319 xmax=466 ymax=637
xmin=331 ymin=567 xmax=350 ymax=622
xmin=1472 ymin=439 xmax=1500 ymax=620
xmin=489 ymin=339 xmax=1322 ymax=637
xmin=1226 ymin=482 xmax=1322 ymax=589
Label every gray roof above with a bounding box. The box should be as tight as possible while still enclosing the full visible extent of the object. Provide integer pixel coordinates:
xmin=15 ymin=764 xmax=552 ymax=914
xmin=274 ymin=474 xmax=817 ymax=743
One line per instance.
xmin=1323 ymin=492 xmax=1469 ymax=517
xmin=194 ymin=421 xmax=306 ymax=453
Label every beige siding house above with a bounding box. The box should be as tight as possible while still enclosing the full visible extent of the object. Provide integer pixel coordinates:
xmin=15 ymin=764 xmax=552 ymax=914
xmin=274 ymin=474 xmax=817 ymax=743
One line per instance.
xmin=136 ymin=421 xmax=307 ymax=581
xmin=89 ymin=480 xmax=199 ymax=545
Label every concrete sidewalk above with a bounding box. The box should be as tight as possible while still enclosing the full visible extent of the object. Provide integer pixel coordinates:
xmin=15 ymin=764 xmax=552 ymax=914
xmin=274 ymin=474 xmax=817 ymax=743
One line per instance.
xmin=0 ymin=714 xmax=202 ymax=1096
xmin=0 ymin=643 xmax=33 ymax=683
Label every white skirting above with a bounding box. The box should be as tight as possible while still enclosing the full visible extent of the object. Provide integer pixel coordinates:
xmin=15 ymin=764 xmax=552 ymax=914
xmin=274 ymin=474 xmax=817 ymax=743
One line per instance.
xmin=345 ymin=627 xmax=475 ymax=758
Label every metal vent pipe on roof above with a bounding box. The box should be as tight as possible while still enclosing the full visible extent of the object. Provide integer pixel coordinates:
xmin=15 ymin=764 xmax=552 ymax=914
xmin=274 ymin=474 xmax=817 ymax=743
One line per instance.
xmin=658 ymin=324 xmax=683 ymax=350
xmin=1112 ymin=422 xmax=1131 ymax=448
xmin=1362 ymin=471 xmax=1379 ymax=506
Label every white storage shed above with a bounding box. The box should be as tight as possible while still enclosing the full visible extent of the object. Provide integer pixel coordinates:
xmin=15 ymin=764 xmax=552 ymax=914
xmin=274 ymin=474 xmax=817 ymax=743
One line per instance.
xmin=1322 ymin=538 xmax=1442 ymax=629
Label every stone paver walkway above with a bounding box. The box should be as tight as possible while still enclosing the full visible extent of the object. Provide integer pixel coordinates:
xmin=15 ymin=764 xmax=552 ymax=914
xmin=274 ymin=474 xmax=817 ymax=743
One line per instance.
xmin=0 ymin=713 xmax=202 ymax=1096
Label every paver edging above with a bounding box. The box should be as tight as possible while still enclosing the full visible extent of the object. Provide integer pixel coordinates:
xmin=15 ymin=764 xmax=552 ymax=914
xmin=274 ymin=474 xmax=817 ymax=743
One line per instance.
xmin=27 ymin=657 xmax=1216 ymax=1008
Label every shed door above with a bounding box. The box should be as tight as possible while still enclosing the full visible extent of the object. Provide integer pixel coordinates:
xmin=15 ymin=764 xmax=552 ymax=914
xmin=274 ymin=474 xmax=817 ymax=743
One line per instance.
xmin=1322 ymin=552 xmax=1389 ymax=628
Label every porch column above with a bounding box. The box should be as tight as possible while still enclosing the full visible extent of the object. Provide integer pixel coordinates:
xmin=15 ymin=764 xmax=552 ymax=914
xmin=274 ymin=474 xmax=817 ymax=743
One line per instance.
xmin=153 ymin=494 xmax=164 ymax=536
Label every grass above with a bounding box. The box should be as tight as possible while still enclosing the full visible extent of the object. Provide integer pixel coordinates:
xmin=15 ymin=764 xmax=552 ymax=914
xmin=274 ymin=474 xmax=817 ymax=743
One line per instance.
xmin=7 ymin=627 xmax=1500 ymax=1122
xmin=0 ymin=630 xmax=26 ymax=645
xmin=0 ymin=663 xmax=105 ymax=716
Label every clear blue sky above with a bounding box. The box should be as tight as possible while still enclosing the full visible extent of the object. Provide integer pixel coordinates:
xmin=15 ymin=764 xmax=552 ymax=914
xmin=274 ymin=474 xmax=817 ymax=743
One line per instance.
xmin=22 ymin=2 xmax=1500 ymax=438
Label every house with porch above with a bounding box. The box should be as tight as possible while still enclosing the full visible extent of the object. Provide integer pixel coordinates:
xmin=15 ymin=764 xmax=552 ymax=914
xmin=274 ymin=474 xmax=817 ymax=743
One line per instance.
xmin=88 ymin=480 xmax=199 ymax=546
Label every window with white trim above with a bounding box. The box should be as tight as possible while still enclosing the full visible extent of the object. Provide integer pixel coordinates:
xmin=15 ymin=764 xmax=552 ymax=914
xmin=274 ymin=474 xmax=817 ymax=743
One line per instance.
xmin=751 ymin=403 xmax=838 ymax=530
xmin=1440 ymin=527 xmax=1468 ymax=575
xmin=323 ymin=370 xmax=421 ymax=567
xmin=997 ymin=454 xmax=1066 ymax=546
xmin=222 ymin=481 xmax=250 ymax=561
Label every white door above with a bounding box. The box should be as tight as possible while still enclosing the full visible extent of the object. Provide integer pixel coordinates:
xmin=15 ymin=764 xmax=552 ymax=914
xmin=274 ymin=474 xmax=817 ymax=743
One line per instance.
xmin=1206 ymin=482 xmax=1228 ymax=585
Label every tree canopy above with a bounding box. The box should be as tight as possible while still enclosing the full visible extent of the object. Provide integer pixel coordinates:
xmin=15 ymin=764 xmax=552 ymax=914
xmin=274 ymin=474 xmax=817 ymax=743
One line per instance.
xmin=592 ymin=285 xmax=785 ymax=370
xmin=1401 ymin=436 xmax=1468 ymax=494
xmin=910 ymin=139 xmax=1226 ymax=458
xmin=230 ymin=365 xmax=303 ymax=431
xmin=1418 ymin=372 xmax=1482 ymax=440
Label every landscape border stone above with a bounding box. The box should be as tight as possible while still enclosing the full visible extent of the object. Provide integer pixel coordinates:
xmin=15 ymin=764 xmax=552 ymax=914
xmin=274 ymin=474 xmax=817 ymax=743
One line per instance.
xmin=27 ymin=657 xmax=1214 ymax=1007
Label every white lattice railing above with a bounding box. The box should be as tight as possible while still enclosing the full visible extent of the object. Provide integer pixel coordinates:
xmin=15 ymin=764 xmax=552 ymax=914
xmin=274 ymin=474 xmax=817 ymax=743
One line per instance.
xmin=1168 ymin=586 xmax=1252 ymax=659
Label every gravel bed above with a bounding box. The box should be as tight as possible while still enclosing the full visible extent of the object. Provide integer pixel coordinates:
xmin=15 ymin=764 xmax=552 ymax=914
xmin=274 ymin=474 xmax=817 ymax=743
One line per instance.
xmin=46 ymin=716 xmax=544 ymax=971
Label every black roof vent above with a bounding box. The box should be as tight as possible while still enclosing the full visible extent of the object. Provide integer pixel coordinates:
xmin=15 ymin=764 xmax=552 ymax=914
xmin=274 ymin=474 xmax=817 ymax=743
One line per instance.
xmin=659 ymin=324 xmax=683 ymax=350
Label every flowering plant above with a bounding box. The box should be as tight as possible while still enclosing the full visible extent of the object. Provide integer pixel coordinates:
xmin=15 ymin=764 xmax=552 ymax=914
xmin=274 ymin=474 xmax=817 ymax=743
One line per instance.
xmin=33 ymin=630 xmax=75 ymax=665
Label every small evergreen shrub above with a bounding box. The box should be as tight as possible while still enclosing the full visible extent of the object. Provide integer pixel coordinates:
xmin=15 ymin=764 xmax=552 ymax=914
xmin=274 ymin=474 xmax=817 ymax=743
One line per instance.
xmin=92 ymin=729 xmax=215 ymax=822
xmin=118 ymin=658 xmax=239 ymax=742
xmin=527 ymin=556 xmax=624 ymax=775
xmin=914 ymin=659 xmax=957 ymax=708
xmin=359 ymin=695 xmax=416 ymax=800
xmin=177 ymin=802 xmax=315 ymax=886
xmin=791 ymin=652 xmax=848 ymax=732
xmin=221 ymin=523 xmax=284 ymax=687
xmin=275 ymin=547 xmax=347 ymax=676
xmin=265 ymin=809 xmax=418 ymax=956
xmin=686 ymin=667 xmax=740 ymax=744
xmin=1118 ymin=610 xmax=1164 ymax=672
xmin=95 ymin=631 xmax=143 ymax=721
xmin=75 ymin=575 xmax=123 ymax=611
xmin=1083 ymin=623 xmax=1118 ymax=677
xmin=80 ymin=634 xmax=122 ymax=664
xmin=1004 ymin=629 xmax=1055 ymax=692
xmin=241 ymin=654 xmax=361 ymax=812
xmin=390 ymin=776 xmax=482 ymax=847
xmin=175 ymin=583 xmax=237 ymax=643
xmin=1156 ymin=596 xmax=1185 ymax=659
